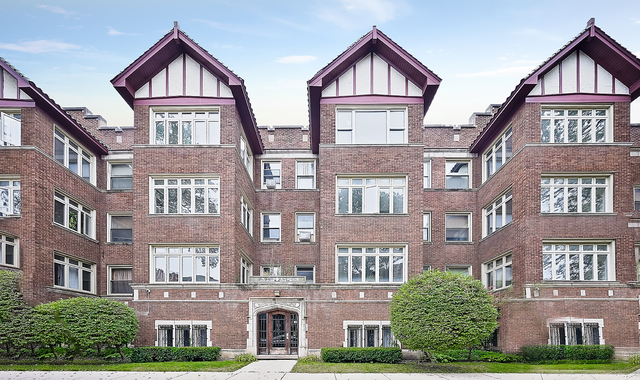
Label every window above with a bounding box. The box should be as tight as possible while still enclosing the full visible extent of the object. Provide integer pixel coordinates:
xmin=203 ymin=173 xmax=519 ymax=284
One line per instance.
xmin=541 ymin=176 xmax=610 ymax=213
xmin=343 ymin=321 xmax=396 ymax=347
xmin=484 ymin=127 xmax=512 ymax=179
xmin=542 ymin=243 xmax=613 ymax=281
xmin=109 ymin=162 xmax=133 ymax=190
xmin=423 ymin=213 xmax=430 ymax=242
xmin=240 ymin=196 xmax=253 ymax=235
xmin=240 ymin=256 xmax=252 ymax=284
xmin=261 ymin=213 xmax=281 ymax=242
xmin=445 ymin=213 xmax=471 ymax=242
xmin=337 ymin=246 xmax=405 ymax=283
xmin=484 ymin=190 xmax=513 ymax=237
xmin=108 ymin=266 xmax=133 ymax=295
xmin=108 ymin=214 xmax=133 ymax=242
xmin=0 ymin=234 xmax=18 ymax=267
xmin=548 ymin=319 xmax=603 ymax=345
xmin=295 ymin=266 xmax=314 ymax=283
xmin=337 ymin=177 xmax=406 ymax=214
xmin=0 ymin=178 xmax=20 ymax=216
xmin=634 ymin=187 xmax=640 ymax=211
xmin=156 ymin=321 xmax=211 ymax=347
xmin=446 ymin=266 xmax=471 ymax=276
xmin=261 ymin=265 xmax=281 ymax=276
xmin=54 ymin=128 xmax=95 ymax=183
xmin=1 ymin=111 xmax=20 ymax=146
xmin=423 ymin=265 xmax=432 ymax=272
xmin=484 ymin=254 xmax=512 ymax=290
xmin=153 ymin=111 xmax=220 ymax=145
xmin=445 ymin=161 xmax=470 ymax=189
xmin=240 ymin=136 xmax=253 ymax=178
xmin=261 ymin=161 xmax=281 ymax=189
xmin=53 ymin=192 xmax=94 ymax=238
xmin=54 ymin=254 xmax=94 ymax=293
xmin=541 ymin=107 xmax=610 ymax=143
xmin=151 ymin=177 xmax=220 ymax=214
xmin=296 ymin=161 xmax=315 ymax=189
xmin=152 ymin=246 xmax=220 ymax=283
xmin=423 ymin=160 xmax=431 ymax=188
xmin=336 ymin=109 xmax=406 ymax=144
xmin=296 ymin=213 xmax=315 ymax=242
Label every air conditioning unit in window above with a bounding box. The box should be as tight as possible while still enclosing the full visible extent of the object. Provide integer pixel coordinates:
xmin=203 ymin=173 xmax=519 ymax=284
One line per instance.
xmin=266 ymin=178 xmax=276 ymax=189
xmin=299 ymin=231 xmax=311 ymax=242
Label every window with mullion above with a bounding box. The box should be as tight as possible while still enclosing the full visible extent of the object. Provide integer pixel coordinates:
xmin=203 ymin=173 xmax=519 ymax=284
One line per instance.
xmin=337 ymin=247 xmax=405 ymax=283
xmin=0 ymin=178 xmax=20 ymax=216
xmin=54 ymin=128 xmax=95 ymax=183
xmin=296 ymin=161 xmax=315 ymax=189
xmin=54 ymin=254 xmax=94 ymax=293
xmin=484 ymin=127 xmax=512 ymax=179
xmin=1 ymin=112 xmax=21 ymax=146
xmin=262 ymin=161 xmax=281 ymax=189
xmin=261 ymin=213 xmax=281 ymax=242
xmin=152 ymin=178 xmax=220 ymax=214
xmin=336 ymin=109 xmax=406 ymax=144
xmin=484 ymin=254 xmax=512 ymax=290
xmin=154 ymin=111 xmax=220 ymax=145
xmin=0 ymin=234 xmax=18 ymax=267
xmin=53 ymin=192 xmax=94 ymax=238
xmin=109 ymin=163 xmax=133 ymax=190
xmin=484 ymin=190 xmax=513 ymax=237
xmin=445 ymin=161 xmax=470 ymax=189
xmin=542 ymin=243 xmax=611 ymax=281
xmin=337 ymin=177 xmax=406 ymax=214
xmin=240 ymin=196 xmax=253 ymax=235
xmin=153 ymin=246 xmax=220 ymax=283
xmin=541 ymin=176 xmax=609 ymax=213
xmin=541 ymin=108 xmax=609 ymax=143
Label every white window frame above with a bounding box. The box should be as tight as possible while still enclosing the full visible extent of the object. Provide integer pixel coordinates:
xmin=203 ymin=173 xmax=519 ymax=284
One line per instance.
xmin=151 ymin=109 xmax=220 ymax=145
xmin=240 ymin=135 xmax=253 ymax=180
xmin=53 ymin=191 xmax=95 ymax=239
xmin=0 ymin=233 xmax=19 ymax=268
xmin=260 ymin=265 xmax=281 ymax=276
xmin=483 ymin=190 xmax=513 ymax=237
xmin=483 ymin=253 xmax=512 ymax=291
xmin=1 ymin=110 xmax=21 ymax=146
xmin=296 ymin=160 xmax=316 ymax=189
xmin=445 ymin=266 xmax=472 ymax=276
xmin=107 ymin=265 xmax=133 ymax=295
xmin=423 ymin=213 xmax=431 ymax=242
xmin=547 ymin=318 xmax=604 ymax=345
xmin=155 ymin=320 xmax=213 ymax=347
xmin=423 ymin=159 xmax=431 ymax=188
xmin=240 ymin=255 xmax=253 ymax=284
xmin=53 ymin=253 xmax=95 ymax=293
xmin=240 ymin=195 xmax=253 ymax=236
xmin=261 ymin=160 xmax=282 ymax=189
xmin=151 ymin=245 xmax=220 ymax=284
xmin=634 ymin=186 xmax=640 ymax=211
xmin=336 ymin=176 xmax=407 ymax=214
xmin=336 ymin=108 xmax=407 ymax=144
xmin=0 ymin=177 xmax=20 ymax=216
xmin=541 ymin=105 xmax=612 ymax=144
xmin=483 ymin=126 xmax=512 ymax=181
xmin=107 ymin=212 xmax=133 ymax=243
xmin=541 ymin=175 xmax=611 ymax=213
xmin=108 ymin=161 xmax=133 ymax=190
xmin=342 ymin=321 xmax=397 ymax=348
xmin=542 ymin=241 xmax=615 ymax=281
xmin=150 ymin=176 xmax=220 ymax=215
xmin=445 ymin=160 xmax=471 ymax=189
xmin=295 ymin=265 xmax=315 ymax=283
xmin=336 ymin=245 xmax=407 ymax=284
xmin=445 ymin=213 xmax=472 ymax=242
xmin=261 ymin=212 xmax=281 ymax=242
xmin=295 ymin=212 xmax=315 ymax=243
xmin=54 ymin=127 xmax=96 ymax=185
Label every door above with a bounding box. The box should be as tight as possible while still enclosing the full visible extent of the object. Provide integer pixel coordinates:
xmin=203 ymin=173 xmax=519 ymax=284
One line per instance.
xmin=257 ymin=310 xmax=298 ymax=355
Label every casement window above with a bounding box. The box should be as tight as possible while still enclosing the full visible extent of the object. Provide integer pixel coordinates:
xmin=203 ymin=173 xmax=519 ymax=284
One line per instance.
xmin=423 ymin=160 xmax=431 ymax=188
xmin=343 ymin=321 xmax=396 ymax=348
xmin=446 ymin=266 xmax=471 ymax=276
xmin=337 ymin=177 xmax=406 ymax=214
xmin=153 ymin=111 xmax=220 ymax=145
xmin=261 ymin=265 xmax=281 ymax=276
xmin=151 ymin=177 xmax=220 ymax=214
xmin=261 ymin=213 xmax=281 ymax=242
xmin=337 ymin=246 xmax=405 ymax=283
xmin=0 ymin=234 xmax=18 ymax=267
xmin=484 ymin=127 xmax=512 ymax=179
xmin=108 ymin=266 xmax=133 ymax=295
xmin=336 ymin=109 xmax=406 ymax=144
xmin=1 ymin=111 xmax=21 ymax=146
xmin=483 ymin=190 xmax=513 ymax=237
xmin=240 ymin=196 xmax=253 ymax=235
xmin=296 ymin=160 xmax=315 ymax=189
xmin=0 ymin=178 xmax=20 ymax=216
xmin=445 ymin=213 xmax=471 ymax=242
xmin=295 ymin=213 xmax=315 ymax=242
xmin=484 ymin=254 xmax=512 ymax=290
xmin=262 ymin=161 xmax=281 ymax=189
xmin=54 ymin=254 xmax=94 ymax=293
xmin=240 ymin=256 xmax=252 ymax=284
xmin=634 ymin=187 xmax=640 ymax=211
xmin=295 ymin=266 xmax=314 ymax=283
xmin=543 ymin=242 xmax=613 ymax=281
xmin=240 ymin=136 xmax=253 ymax=179
xmin=153 ymin=246 xmax=220 ymax=283
xmin=54 ymin=128 xmax=95 ymax=184
xmin=109 ymin=162 xmax=133 ymax=190
xmin=53 ymin=192 xmax=95 ymax=238
xmin=541 ymin=107 xmax=611 ymax=143
xmin=541 ymin=176 xmax=610 ymax=213
xmin=423 ymin=213 xmax=430 ymax=242
xmin=548 ymin=319 xmax=603 ymax=345
xmin=445 ymin=161 xmax=471 ymax=189
xmin=156 ymin=321 xmax=212 ymax=347
xmin=108 ymin=214 xmax=133 ymax=242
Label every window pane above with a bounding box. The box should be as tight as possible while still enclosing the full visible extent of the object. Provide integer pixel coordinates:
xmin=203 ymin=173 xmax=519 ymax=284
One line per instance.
xmin=541 ymin=119 xmax=551 ymax=142
xmin=393 ymin=188 xmax=403 ymax=213
xmin=379 ymin=188 xmax=390 ymax=213
xmin=554 ymin=119 xmax=565 ymax=142
xmin=352 ymin=188 xmax=362 ymax=213
xmin=181 ymin=188 xmax=191 ymax=213
xmin=446 ymin=215 xmax=469 ymax=241
xmin=82 ymin=270 xmax=91 ymax=291
xmin=355 ymin=111 xmax=386 ymax=144
xmin=55 ymin=138 xmax=65 ymax=163
xmin=351 ymin=256 xmax=362 ymax=282
xmin=393 ymin=256 xmax=403 ymax=282
xmin=338 ymin=188 xmax=349 ymax=213
xmin=182 ymin=256 xmax=193 ymax=282
xmin=155 ymin=121 xmax=165 ymax=144
xmin=168 ymin=257 xmax=179 ymax=282
xmin=379 ymin=256 xmax=389 ymax=282
xmin=365 ymin=256 xmax=376 ymax=282
xmin=338 ymin=256 xmax=349 ymax=282
xmin=208 ymin=188 xmax=219 ymax=214
xmin=55 ymin=262 xmax=65 ymax=286
xmin=597 ymin=254 xmax=608 ymax=280
xmin=555 ymin=255 xmax=566 ymax=280
xmin=209 ymin=256 xmax=220 ymax=282
xmin=69 ymin=267 xmax=79 ymax=289
xmin=182 ymin=121 xmax=192 ymax=144
xmin=583 ymin=254 xmax=593 ymax=280
xmin=168 ymin=188 xmax=178 ymax=213
xmin=168 ymin=121 xmax=179 ymax=144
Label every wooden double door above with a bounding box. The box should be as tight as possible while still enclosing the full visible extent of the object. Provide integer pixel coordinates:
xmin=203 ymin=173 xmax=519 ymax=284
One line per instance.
xmin=257 ymin=309 xmax=298 ymax=355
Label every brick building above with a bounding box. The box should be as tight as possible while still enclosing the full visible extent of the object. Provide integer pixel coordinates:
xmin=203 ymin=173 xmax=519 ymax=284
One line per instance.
xmin=2 ymin=19 xmax=640 ymax=356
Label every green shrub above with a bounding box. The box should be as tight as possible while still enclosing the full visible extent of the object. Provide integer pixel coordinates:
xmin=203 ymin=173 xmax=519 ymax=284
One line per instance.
xmin=130 ymin=346 xmax=221 ymax=363
xmin=629 ymin=353 xmax=640 ymax=365
xmin=521 ymin=345 xmax=614 ymax=363
xmin=234 ymin=353 xmax=257 ymax=362
xmin=478 ymin=351 xmax=521 ymax=363
xmin=431 ymin=352 xmax=456 ymax=363
xmin=321 ymin=347 xmax=402 ymax=363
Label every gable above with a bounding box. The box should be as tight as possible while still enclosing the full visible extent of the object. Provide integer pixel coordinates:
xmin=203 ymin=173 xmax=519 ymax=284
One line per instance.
xmin=0 ymin=66 xmax=32 ymax=102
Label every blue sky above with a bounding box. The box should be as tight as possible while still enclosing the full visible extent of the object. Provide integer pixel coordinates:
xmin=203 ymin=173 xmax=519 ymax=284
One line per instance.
xmin=1 ymin=0 xmax=639 ymax=127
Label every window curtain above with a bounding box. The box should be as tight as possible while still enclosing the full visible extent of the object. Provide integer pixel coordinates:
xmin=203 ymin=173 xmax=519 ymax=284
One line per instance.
xmin=192 ymin=326 xmax=207 ymax=347
xmin=175 ymin=325 xmax=190 ymax=347
xmin=297 ymin=162 xmax=313 ymax=175
xmin=549 ymin=324 xmax=565 ymax=345
xmin=158 ymin=326 xmax=172 ymax=347
xmin=584 ymin=323 xmax=600 ymax=345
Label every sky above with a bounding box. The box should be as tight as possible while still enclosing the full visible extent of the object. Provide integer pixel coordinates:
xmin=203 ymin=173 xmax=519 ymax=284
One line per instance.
xmin=1 ymin=0 xmax=639 ymax=127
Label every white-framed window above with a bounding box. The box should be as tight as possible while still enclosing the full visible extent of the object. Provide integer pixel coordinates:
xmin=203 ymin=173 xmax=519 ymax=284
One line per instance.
xmin=1 ymin=111 xmax=21 ymax=146
xmin=240 ymin=195 xmax=253 ymax=236
xmin=343 ymin=321 xmax=396 ymax=348
xmin=151 ymin=177 xmax=220 ymax=214
xmin=337 ymin=246 xmax=406 ymax=283
xmin=261 ymin=213 xmax=281 ymax=242
xmin=54 ymin=128 xmax=95 ymax=184
xmin=445 ymin=213 xmax=471 ymax=242
xmin=108 ymin=266 xmax=133 ymax=295
xmin=484 ymin=253 xmax=512 ymax=290
xmin=541 ymin=106 xmax=611 ymax=143
xmin=108 ymin=213 xmax=133 ymax=242
xmin=635 ymin=187 xmax=640 ymax=211
xmin=484 ymin=127 xmax=512 ymax=180
xmin=446 ymin=266 xmax=472 ymax=276
xmin=261 ymin=265 xmax=281 ymax=276
xmin=240 ymin=135 xmax=253 ymax=179
xmin=423 ymin=213 xmax=430 ymax=242
xmin=483 ymin=190 xmax=513 ymax=237
xmin=296 ymin=160 xmax=315 ymax=189
xmin=543 ymin=242 xmax=614 ymax=281
xmin=295 ymin=265 xmax=314 ymax=283
xmin=0 ymin=234 xmax=18 ymax=267
xmin=153 ymin=110 xmax=220 ymax=145
xmin=54 ymin=253 xmax=95 ymax=293
xmin=445 ymin=160 xmax=471 ymax=189
xmin=296 ymin=213 xmax=315 ymax=242
xmin=337 ymin=177 xmax=406 ymax=214
xmin=240 ymin=256 xmax=252 ymax=283
xmin=548 ymin=318 xmax=603 ymax=345
xmin=423 ymin=265 xmax=432 ymax=272
xmin=152 ymin=246 xmax=220 ymax=283
xmin=336 ymin=108 xmax=407 ymax=144
xmin=156 ymin=320 xmax=212 ymax=347
xmin=108 ymin=162 xmax=133 ymax=190
xmin=261 ymin=161 xmax=281 ymax=189
xmin=423 ymin=159 xmax=431 ymax=188
xmin=53 ymin=192 xmax=94 ymax=238
xmin=0 ymin=178 xmax=20 ymax=216
xmin=541 ymin=176 xmax=610 ymax=213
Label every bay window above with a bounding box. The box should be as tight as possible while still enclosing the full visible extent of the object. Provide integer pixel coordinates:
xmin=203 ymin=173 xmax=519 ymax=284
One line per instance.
xmin=337 ymin=177 xmax=406 ymax=214
xmin=541 ymin=107 xmax=611 ymax=143
xmin=336 ymin=109 xmax=406 ymax=144
xmin=153 ymin=111 xmax=220 ymax=145
xmin=541 ymin=176 xmax=610 ymax=213
xmin=542 ymin=242 xmax=613 ymax=281
xmin=151 ymin=177 xmax=220 ymax=214
xmin=337 ymin=246 xmax=405 ymax=283
xmin=152 ymin=246 xmax=220 ymax=283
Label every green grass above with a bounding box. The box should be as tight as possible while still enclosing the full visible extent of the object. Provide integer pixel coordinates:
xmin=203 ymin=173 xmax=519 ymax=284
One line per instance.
xmin=0 ymin=360 xmax=247 ymax=372
xmin=292 ymin=361 xmax=640 ymax=374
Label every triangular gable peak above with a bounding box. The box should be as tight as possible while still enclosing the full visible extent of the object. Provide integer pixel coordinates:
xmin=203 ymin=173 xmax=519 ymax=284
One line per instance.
xmin=0 ymin=59 xmax=33 ymax=104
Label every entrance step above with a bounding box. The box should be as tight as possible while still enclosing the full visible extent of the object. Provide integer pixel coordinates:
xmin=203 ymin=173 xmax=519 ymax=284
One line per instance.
xmin=256 ymin=355 xmax=298 ymax=360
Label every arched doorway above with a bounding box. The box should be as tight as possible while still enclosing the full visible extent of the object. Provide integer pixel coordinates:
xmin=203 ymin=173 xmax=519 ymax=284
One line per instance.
xmin=257 ymin=309 xmax=299 ymax=355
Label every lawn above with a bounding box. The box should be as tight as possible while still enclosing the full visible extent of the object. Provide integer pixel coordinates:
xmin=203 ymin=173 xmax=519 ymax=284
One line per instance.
xmin=0 ymin=360 xmax=247 ymax=372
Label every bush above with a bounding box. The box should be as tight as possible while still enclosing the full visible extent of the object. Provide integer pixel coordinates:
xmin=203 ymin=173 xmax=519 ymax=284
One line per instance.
xmin=234 ymin=353 xmax=257 ymax=362
xmin=321 ymin=347 xmax=402 ymax=363
xmin=129 ymin=346 xmax=221 ymax=363
xmin=521 ymin=345 xmax=614 ymax=363
xmin=629 ymin=353 xmax=640 ymax=365
xmin=478 ymin=351 xmax=521 ymax=363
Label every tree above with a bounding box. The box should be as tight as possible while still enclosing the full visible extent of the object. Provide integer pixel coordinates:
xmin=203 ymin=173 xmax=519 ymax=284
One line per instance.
xmin=390 ymin=270 xmax=498 ymax=361
xmin=0 ymin=271 xmax=35 ymax=357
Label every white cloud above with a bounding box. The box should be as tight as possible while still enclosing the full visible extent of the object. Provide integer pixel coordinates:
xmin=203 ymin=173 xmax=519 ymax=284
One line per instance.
xmin=0 ymin=40 xmax=81 ymax=54
xmin=455 ymin=65 xmax=536 ymax=78
xmin=37 ymin=4 xmax=76 ymax=17
xmin=632 ymin=18 xmax=640 ymax=24
xmin=107 ymin=27 xmax=125 ymax=36
xmin=315 ymin=0 xmax=407 ymax=29
xmin=339 ymin=0 xmax=399 ymax=22
xmin=276 ymin=55 xmax=317 ymax=64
